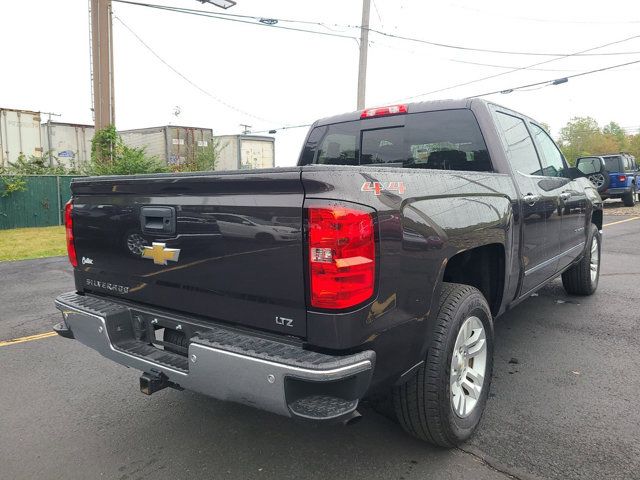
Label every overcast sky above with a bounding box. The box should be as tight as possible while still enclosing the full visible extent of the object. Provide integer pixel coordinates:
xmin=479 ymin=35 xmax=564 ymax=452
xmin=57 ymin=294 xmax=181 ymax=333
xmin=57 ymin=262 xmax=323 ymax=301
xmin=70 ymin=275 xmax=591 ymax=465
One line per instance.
xmin=1 ymin=0 xmax=639 ymax=165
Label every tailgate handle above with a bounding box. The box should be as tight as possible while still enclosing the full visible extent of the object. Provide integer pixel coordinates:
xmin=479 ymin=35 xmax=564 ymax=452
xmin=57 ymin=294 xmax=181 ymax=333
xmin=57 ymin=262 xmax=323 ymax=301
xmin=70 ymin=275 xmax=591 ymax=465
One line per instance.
xmin=140 ymin=206 xmax=176 ymax=235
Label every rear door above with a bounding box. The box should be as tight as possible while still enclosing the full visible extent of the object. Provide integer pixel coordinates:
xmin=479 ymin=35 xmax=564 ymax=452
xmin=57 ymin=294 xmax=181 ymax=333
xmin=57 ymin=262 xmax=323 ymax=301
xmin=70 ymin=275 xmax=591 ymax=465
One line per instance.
xmin=603 ymin=155 xmax=624 ymax=189
xmin=529 ymin=123 xmax=587 ymax=272
xmin=492 ymin=110 xmax=558 ymax=293
xmin=71 ymin=169 xmax=308 ymax=337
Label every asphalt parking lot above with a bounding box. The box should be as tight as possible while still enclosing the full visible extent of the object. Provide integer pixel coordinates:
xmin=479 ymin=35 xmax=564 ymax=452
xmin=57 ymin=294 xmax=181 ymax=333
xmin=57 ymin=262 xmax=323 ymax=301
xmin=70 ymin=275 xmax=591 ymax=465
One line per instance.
xmin=1 ymin=215 xmax=639 ymax=480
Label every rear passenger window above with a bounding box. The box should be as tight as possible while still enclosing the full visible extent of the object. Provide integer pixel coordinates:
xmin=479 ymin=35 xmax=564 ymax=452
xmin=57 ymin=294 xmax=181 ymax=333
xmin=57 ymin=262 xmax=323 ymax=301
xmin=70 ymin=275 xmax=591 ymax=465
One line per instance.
xmin=402 ymin=110 xmax=492 ymax=171
xmin=316 ymin=129 xmax=358 ymax=166
xmin=530 ymin=123 xmax=567 ymax=177
xmin=494 ymin=112 xmax=542 ymax=176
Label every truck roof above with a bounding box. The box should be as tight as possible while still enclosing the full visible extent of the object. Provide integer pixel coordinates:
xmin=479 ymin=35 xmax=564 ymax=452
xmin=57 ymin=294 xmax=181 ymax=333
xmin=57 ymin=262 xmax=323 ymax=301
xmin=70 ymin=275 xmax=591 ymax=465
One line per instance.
xmin=312 ymin=98 xmax=537 ymax=128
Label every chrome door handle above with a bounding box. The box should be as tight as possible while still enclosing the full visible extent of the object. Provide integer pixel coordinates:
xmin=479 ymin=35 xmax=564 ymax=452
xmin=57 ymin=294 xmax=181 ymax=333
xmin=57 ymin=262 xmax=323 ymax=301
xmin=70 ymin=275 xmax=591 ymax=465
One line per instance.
xmin=560 ymin=191 xmax=572 ymax=201
xmin=522 ymin=193 xmax=540 ymax=205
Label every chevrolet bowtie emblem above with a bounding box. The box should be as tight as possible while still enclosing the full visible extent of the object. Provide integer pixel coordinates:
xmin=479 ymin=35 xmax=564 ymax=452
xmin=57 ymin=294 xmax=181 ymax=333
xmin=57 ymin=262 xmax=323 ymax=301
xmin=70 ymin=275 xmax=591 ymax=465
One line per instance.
xmin=142 ymin=242 xmax=180 ymax=266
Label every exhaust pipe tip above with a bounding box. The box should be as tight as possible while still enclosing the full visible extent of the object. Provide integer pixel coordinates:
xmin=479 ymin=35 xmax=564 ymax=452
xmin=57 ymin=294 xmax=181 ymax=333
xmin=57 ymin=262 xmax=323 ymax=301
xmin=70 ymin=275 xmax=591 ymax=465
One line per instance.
xmin=342 ymin=410 xmax=363 ymax=426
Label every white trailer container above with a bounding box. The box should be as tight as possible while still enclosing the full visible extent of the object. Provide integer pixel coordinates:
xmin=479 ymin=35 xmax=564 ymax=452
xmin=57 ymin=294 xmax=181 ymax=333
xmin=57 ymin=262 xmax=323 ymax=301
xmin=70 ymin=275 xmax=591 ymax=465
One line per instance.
xmin=0 ymin=108 xmax=43 ymax=167
xmin=42 ymin=122 xmax=95 ymax=169
xmin=119 ymin=125 xmax=214 ymax=166
xmin=215 ymin=134 xmax=275 ymax=171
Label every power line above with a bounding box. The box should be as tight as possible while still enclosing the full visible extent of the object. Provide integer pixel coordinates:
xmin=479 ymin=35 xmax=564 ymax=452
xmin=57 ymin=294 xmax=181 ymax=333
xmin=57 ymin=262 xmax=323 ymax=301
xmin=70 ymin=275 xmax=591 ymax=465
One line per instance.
xmin=112 ymin=0 xmax=359 ymax=41
xmin=448 ymin=58 xmax=640 ymax=73
xmin=369 ymin=40 xmax=640 ymax=72
xmin=469 ymin=58 xmax=640 ymax=98
xmin=371 ymin=0 xmax=383 ymax=25
xmin=113 ymin=0 xmax=640 ymax=58
xmin=364 ymin=26 xmax=640 ymax=57
xmin=254 ymin=59 xmax=640 ymax=134
xmin=113 ymin=15 xmax=277 ymax=123
xmin=248 ymin=123 xmax=313 ymax=134
xmin=390 ymin=33 xmax=640 ymax=103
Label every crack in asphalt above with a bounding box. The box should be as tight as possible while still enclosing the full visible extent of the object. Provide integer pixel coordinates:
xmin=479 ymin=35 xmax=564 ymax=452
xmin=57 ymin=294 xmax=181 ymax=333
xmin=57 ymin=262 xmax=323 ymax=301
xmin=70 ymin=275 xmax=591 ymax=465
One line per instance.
xmin=457 ymin=445 xmax=541 ymax=480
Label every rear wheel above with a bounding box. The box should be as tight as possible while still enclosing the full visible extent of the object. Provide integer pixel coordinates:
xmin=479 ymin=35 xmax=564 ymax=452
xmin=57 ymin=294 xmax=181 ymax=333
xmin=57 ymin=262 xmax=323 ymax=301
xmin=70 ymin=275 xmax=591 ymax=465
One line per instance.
xmin=393 ymin=283 xmax=494 ymax=447
xmin=622 ymin=191 xmax=635 ymax=207
xmin=562 ymin=224 xmax=601 ymax=295
xmin=623 ymin=187 xmax=636 ymax=207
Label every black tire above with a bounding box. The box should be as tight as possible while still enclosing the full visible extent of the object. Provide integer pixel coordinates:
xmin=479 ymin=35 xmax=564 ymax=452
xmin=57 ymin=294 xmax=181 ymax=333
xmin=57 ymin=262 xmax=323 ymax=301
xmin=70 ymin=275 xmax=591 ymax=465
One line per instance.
xmin=622 ymin=189 xmax=636 ymax=207
xmin=561 ymin=224 xmax=601 ymax=295
xmin=393 ymin=283 xmax=494 ymax=447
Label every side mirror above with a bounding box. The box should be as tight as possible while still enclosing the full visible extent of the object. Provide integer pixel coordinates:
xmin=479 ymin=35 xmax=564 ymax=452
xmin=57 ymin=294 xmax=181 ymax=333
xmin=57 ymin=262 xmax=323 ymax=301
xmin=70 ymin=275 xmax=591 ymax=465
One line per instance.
xmin=575 ymin=157 xmax=604 ymax=176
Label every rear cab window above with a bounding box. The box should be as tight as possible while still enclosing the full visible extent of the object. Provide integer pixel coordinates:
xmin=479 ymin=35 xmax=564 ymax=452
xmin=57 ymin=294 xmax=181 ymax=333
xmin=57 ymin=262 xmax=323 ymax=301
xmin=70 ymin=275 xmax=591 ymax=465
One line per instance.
xmin=300 ymin=109 xmax=493 ymax=172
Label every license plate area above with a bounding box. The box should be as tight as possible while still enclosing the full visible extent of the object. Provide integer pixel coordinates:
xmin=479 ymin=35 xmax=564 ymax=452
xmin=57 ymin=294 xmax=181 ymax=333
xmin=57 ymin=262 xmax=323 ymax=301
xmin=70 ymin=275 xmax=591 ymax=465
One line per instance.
xmin=127 ymin=310 xmax=201 ymax=357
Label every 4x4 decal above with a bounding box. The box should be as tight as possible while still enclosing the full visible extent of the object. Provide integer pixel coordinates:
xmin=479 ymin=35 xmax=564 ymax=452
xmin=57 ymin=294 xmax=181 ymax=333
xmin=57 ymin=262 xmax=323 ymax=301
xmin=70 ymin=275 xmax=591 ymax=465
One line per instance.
xmin=361 ymin=181 xmax=406 ymax=196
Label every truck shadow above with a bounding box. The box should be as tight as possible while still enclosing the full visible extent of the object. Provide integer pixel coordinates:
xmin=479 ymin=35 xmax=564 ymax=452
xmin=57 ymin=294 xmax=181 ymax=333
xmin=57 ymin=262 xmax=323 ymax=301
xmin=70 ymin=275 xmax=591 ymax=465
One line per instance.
xmin=131 ymin=390 xmax=477 ymax=480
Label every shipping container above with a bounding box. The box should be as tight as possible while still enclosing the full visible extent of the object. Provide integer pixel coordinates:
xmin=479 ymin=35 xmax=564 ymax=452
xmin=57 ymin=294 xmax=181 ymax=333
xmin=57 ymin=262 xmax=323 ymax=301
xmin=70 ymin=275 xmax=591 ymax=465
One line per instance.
xmin=119 ymin=125 xmax=214 ymax=166
xmin=215 ymin=134 xmax=275 ymax=171
xmin=0 ymin=108 xmax=43 ymax=167
xmin=42 ymin=122 xmax=95 ymax=169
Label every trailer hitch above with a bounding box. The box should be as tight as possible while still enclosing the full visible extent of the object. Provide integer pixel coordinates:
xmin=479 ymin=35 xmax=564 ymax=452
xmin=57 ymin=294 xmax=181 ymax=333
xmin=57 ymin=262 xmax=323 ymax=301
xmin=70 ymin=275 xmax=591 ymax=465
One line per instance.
xmin=140 ymin=370 xmax=183 ymax=395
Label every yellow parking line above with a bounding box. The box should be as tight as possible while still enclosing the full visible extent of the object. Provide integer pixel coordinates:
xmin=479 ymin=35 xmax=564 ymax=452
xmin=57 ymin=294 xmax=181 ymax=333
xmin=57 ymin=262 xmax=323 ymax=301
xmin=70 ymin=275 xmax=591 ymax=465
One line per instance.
xmin=603 ymin=216 xmax=640 ymax=228
xmin=0 ymin=331 xmax=57 ymax=347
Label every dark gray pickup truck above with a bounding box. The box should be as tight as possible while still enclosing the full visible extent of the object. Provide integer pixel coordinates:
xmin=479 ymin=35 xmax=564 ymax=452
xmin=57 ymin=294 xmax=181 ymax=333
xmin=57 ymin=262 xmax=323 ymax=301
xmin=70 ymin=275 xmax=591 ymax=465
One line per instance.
xmin=54 ymin=99 xmax=604 ymax=447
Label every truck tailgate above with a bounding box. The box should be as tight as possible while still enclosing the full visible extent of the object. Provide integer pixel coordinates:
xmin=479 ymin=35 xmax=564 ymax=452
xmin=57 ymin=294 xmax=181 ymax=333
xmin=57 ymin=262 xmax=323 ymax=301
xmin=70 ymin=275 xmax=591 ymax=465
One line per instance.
xmin=70 ymin=169 xmax=307 ymax=337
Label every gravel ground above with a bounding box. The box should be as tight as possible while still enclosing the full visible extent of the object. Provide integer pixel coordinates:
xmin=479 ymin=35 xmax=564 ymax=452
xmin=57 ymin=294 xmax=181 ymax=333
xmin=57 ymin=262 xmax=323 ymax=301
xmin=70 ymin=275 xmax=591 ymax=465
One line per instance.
xmin=602 ymin=198 xmax=640 ymax=216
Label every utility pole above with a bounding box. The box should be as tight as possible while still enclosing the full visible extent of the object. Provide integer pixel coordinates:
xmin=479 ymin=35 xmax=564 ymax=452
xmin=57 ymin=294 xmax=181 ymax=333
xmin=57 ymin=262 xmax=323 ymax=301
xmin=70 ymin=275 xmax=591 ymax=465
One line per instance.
xmin=356 ymin=0 xmax=371 ymax=110
xmin=42 ymin=111 xmax=62 ymax=167
xmin=240 ymin=124 xmax=252 ymax=135
xmin=90 ymin=0 xmax=115 ymax=131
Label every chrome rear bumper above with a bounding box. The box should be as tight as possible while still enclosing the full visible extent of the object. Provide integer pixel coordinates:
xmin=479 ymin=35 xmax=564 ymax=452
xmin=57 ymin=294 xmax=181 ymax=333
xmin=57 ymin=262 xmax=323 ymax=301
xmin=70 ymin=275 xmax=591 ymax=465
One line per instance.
xmin=54 ymin=292 xmax=374 ymax=421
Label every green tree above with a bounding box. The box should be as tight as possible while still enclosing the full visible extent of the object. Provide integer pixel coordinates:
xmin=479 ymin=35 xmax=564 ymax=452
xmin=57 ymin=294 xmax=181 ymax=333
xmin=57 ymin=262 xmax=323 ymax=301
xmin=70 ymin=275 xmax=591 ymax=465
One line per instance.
xmin=602 ymin=121 xmax=626 ymax=151
xmin=171 ymin=138 xmax=221 ymax=173
xmin=87 ymin=125 xmax=168 ymax=175
xmin=558 ymin=116 xmax=601 ymax=164
xmin=627 ymin=134 xmax=640 ymax=164
xmin=0 ymin=152 xmax=79 ymax=197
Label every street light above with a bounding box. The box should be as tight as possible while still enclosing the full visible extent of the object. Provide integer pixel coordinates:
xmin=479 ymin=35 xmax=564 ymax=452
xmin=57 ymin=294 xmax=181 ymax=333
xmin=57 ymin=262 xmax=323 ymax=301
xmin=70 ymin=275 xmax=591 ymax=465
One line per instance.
xmin=196 ymin=0 xmax=237 ymax=9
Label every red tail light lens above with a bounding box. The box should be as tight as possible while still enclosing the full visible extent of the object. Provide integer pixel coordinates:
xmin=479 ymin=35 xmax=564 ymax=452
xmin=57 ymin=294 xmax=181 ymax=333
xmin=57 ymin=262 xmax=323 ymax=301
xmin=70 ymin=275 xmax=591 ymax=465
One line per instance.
xmin=619 ymin=175 xmax=627 ymax=182
xmin=308 ymin=205 xmax=375 ymax=309
xmin=360 ymin=104 xmax=407 ymax=119
xmin=64 ymin=201 xmax=77 ymax=267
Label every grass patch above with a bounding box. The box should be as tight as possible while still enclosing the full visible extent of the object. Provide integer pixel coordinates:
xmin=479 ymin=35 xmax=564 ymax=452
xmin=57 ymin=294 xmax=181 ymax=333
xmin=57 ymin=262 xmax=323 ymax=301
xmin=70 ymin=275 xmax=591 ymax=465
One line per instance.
xmin=0 ymin=226 xmax=66 ymax=262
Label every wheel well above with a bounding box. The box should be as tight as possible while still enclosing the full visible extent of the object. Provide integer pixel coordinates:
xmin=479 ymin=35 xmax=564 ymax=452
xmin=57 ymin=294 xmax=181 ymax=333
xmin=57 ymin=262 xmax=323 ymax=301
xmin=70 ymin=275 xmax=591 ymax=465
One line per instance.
xmin=591 ymin=209 xmax=603 ymax=231
xmin=442 ymin=244 xmax=505 ymax=316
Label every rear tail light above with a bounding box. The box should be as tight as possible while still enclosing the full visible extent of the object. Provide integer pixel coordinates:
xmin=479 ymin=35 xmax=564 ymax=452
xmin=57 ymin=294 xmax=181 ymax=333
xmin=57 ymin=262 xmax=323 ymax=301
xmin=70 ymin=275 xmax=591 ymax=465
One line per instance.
xmin=308 ymin=205 xmax=376 ymax=309
xmin=619 ymin=175 xmax=627 ymax=182
xmin=64 ymin=201 xmax=77 ymax=267
xmin=360 ymin=104 xmax=408 ymax=119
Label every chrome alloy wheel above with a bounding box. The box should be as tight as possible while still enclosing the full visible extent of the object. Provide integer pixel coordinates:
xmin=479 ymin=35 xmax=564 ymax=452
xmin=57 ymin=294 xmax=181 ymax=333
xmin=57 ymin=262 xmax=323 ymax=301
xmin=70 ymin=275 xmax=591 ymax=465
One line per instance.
xmin=450 ymin=316 xmax=487 ymax=418
xmin=590 ymin=236 xmax=599 ymax=283
xmin=588 ymin=173 xmax=605 ymax=189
